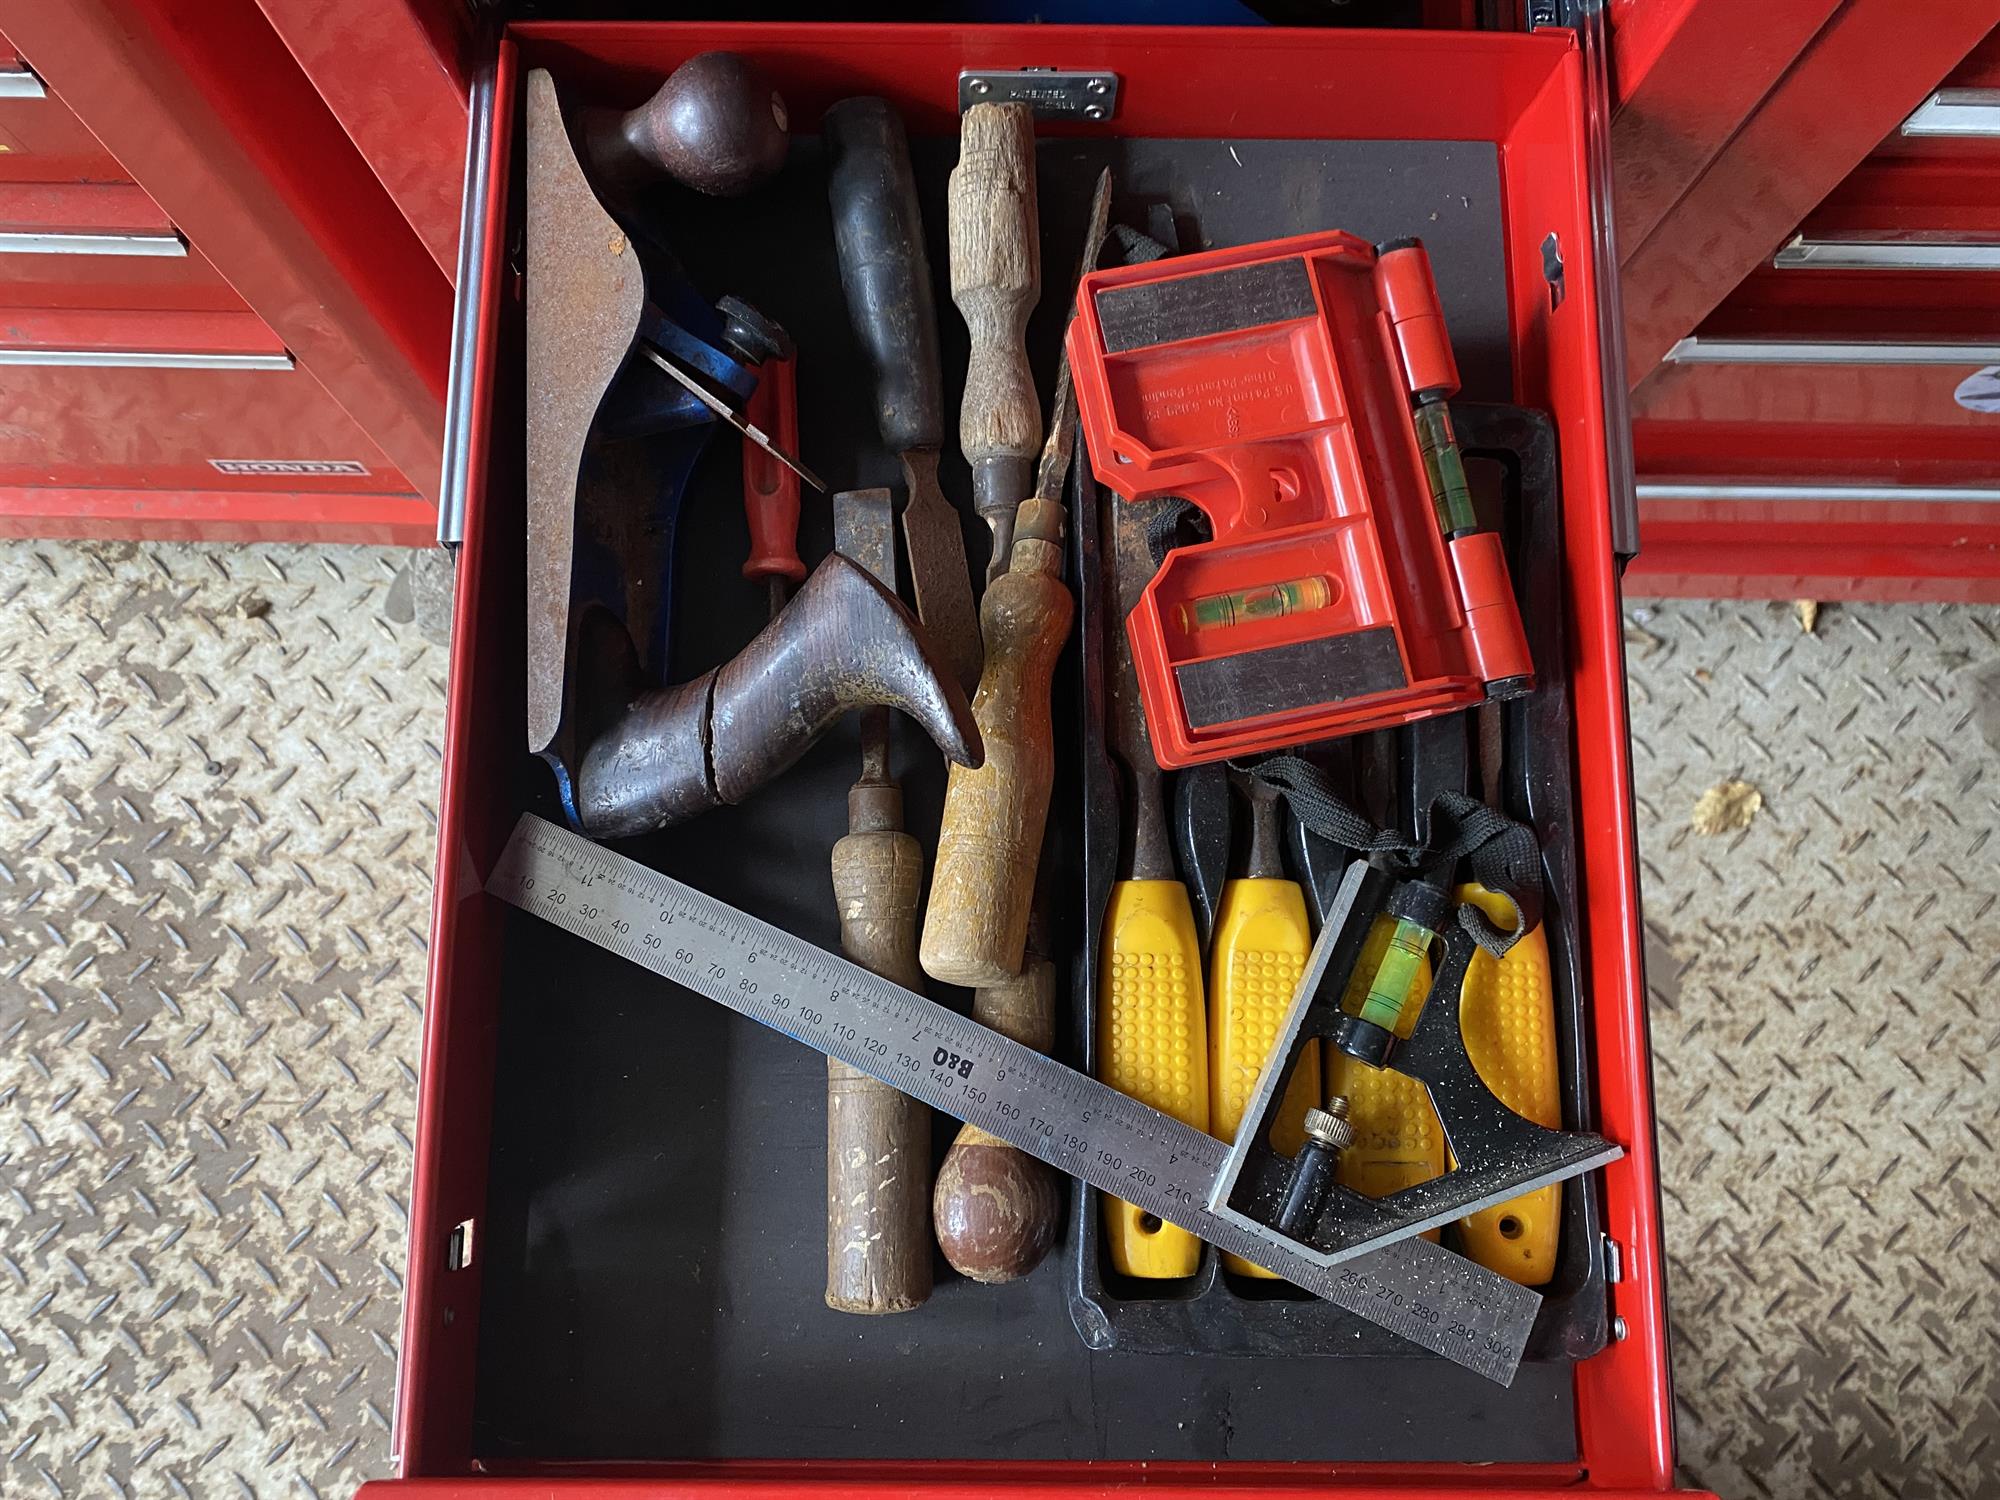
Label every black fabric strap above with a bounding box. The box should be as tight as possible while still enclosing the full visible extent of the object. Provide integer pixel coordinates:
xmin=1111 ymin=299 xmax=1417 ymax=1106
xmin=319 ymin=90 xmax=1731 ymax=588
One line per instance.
xmin=1243 ymin=753 xmax=1541 ymax=956
xmin=1144 ymin=497 xmax=1209 ymax=569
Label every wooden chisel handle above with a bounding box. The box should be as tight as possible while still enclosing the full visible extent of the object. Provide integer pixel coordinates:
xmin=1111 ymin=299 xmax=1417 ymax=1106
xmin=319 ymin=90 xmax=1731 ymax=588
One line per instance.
xmin=949 ymin=102 xmax=1042 ymax=552
xmin=826 ymin=783 xmax=931 ymax=1313
xmin=920 ymin=504 xmax=1070 ymax=987
xmin=826 ymin=97 xmax=943 ymax=454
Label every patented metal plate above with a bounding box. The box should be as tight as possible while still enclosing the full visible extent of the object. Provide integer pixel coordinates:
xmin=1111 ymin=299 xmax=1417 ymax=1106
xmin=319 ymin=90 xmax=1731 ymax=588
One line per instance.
xmin=959 ymin=68 xmax=1118 ymax=121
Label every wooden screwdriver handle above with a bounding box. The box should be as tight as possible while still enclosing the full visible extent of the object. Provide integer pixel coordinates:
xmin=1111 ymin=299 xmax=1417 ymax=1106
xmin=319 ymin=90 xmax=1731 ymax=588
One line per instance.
xmin=826 ymin=800 xmax=932 ymax=1314
xmin=919 ymin=526 xmax=1072 ymax=987
xmin=949 ymin=102 xmax=1042 ymax=530
xmin=934 ymin=959 xmax=1062 ymax=1283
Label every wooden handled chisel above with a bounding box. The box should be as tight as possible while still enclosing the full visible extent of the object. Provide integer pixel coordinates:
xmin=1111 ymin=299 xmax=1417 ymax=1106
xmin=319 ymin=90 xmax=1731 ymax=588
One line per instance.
xmin=826 ymin=97 xmax=982 ymax=696
xmin=920 ymin=168 xmax=1112 ymax=988
xmin=824 ymin=488 xmax=932 ymax=1314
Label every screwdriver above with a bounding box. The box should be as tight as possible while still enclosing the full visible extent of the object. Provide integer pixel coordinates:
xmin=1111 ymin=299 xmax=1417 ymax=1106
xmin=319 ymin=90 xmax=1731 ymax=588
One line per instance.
xmin=739 ymin=353 xmax=803 ymax=618
xmin=921 ymin=167 xmax=1112 ymax=989
xmin=1208 ymin=771 xmax=1317 ymax=1280
xmin=1098 ymin=488 xmax=1206 ymax=1279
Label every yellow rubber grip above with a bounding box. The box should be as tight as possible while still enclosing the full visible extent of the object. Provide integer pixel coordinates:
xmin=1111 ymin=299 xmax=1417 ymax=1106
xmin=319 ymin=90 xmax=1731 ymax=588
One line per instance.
xmin=1330 ymin=915 xmax=1443 ymax=1234
xmin=1099 ymin=878 xmax=1207 ymax=1278
xmin=1455 ymin=882 xmax=1562 ymax=1286
xmin=1208 ymin=876 xmax=1317 ymax=1279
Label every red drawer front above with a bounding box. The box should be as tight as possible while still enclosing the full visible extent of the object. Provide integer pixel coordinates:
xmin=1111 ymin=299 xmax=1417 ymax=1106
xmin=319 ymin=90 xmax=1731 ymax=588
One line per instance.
xmin=0 ymin=181 xmax=254 ymax=307
xmin=0 ymin=58 xmax=128 ymax=182
xmin=384 ymin=18 xmax=1679 ymax=1497
xmin=0 ymin=301 xmax=430 ymax=544
xmin=1626 ymin=25 xmax=2000 ymax=602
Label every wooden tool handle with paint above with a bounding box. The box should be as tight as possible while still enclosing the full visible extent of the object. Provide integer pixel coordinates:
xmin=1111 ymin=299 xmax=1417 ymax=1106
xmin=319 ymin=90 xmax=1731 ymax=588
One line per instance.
xmin=920 ymin=501 xmax=1071 ymax=986
xmin=949 ymin=101 xmax=1042 ymax=555
xmin=825 ymin=781 xmax=932 ymax=1313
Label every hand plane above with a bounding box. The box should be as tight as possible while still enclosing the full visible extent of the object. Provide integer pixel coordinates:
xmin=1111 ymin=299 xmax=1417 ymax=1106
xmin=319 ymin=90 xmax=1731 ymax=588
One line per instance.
xmin=524 ymin=68 xmax=980 ymax=837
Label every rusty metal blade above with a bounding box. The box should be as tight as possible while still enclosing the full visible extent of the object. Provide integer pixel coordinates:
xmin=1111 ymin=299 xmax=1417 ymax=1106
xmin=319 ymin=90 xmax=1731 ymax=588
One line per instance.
xmin=899 ymin=447 xmax=984 ymax=696
xmin=524 ymin=68 xmax=645 ymax=755
xmin=637 ymin=344 xmax=827 ymax=494
xmin=832 ymin=487 xmax=897 ymax=591
xmin=1031 ymin=168 xmax=1114 ymax=508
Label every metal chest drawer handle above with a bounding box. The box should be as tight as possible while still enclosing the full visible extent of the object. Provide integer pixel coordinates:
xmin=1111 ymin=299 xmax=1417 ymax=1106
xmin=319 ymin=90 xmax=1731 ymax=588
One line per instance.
xmin=0 ymin=230 xmax=187 ymax=257
xmin=0 ymin=348 xmax=294 ymax=370
xmin=0 ymin=68 xmax=46 ymax=99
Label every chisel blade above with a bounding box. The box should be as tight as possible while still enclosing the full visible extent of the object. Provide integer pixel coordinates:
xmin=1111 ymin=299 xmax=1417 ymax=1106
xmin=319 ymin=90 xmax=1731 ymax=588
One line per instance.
xmin=832 ymin=487 xmax=897 ymax=592
xmin=899 ymin=448 xmax=984 ymax=696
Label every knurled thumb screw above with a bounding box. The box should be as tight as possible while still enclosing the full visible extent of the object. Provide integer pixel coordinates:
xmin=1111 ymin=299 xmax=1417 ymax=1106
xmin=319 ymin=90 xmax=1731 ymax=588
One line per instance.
xmin=1302 ymin=1098 xmax=1356 ymax=1153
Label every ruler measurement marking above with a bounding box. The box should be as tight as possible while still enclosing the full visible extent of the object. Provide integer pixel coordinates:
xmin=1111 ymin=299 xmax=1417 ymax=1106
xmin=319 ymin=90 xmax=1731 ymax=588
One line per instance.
xmin=490 ymin=816 xmax=1541 ymax=1383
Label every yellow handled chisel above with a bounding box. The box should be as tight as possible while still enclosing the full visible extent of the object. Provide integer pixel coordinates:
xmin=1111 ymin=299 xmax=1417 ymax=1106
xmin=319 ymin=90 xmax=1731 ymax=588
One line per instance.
xmin=1099 ymin=490 xmax=1206 ymax=1278
xmin=1328 ymin=712 xmax=1562 ymax=1283
xmin=1454 ymin=880 xmax=1561 ymax=1283
xmin=1208 ymin=774 xmax=1318 ymax=1279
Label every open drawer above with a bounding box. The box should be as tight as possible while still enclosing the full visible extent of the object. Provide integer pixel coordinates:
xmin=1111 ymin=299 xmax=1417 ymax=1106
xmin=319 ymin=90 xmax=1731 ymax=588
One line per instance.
xmin=367 ymin=19 xmax=1678 ymax=1497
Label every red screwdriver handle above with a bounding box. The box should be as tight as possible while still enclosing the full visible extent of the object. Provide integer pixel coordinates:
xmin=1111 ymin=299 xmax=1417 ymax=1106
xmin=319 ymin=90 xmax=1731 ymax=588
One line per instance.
xmin=741 ymin=354 xmax=806 ymax=586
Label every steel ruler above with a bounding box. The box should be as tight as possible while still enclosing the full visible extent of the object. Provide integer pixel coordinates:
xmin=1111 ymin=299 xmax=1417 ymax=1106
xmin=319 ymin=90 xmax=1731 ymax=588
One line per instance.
xmin=489 ymin=812 xmax=1549 ymax=1384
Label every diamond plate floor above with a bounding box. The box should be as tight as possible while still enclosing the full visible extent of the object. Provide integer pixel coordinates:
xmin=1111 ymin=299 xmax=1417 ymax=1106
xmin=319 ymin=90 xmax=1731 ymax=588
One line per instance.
xmin=3 ymin=541 xmax=1996 ymax=1499
xmin=1628 ymin=599 xmax=2000 ymax=1500
xmin=0 ymin=541 xmax=441 ymax=1499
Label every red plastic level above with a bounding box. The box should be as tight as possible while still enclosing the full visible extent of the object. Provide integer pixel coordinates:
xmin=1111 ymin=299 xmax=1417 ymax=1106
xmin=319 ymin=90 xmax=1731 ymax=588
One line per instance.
xmin=1069 ymin=232 xmax=1533 ymax=766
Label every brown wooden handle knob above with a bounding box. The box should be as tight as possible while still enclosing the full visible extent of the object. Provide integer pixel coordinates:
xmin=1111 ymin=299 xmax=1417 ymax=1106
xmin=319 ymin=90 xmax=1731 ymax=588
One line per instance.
xmin=586 ymin=51 xmax=789 ymax=197
xmin=934 ymin=959 xmax=1062 ymax=1283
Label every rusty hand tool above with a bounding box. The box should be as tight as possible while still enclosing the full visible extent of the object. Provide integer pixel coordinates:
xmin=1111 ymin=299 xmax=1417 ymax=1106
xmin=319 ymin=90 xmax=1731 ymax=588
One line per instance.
xmin=949 ymin=102 xmax=1042 ymax=584
xmin=825 ymin=488 xmax=933 ymax=1314
xmin=581 ymin=50 xmax=789 ymax=197
xmin=739 ymin=352 xmax=805 ymax=619
xmin=574 ymin=552 xmax=980 ymax=839
xmin=825 ymin=98 xmax=982 ymax=696
xmin=526 ymin=69 xmax=805 ymax=824
xmin=1097 ymin=488 xmax=1207 ymax=1279
xmin=920 ymin=169 xmax=1112 ymax=989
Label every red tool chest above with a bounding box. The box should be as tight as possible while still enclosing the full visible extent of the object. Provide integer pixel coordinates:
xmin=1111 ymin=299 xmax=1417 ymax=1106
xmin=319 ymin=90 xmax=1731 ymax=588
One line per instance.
xmin=0 ymin=10 xmax=449 ymax=544
xmin=364 ymin=19 xmax=1684 ymax=1498
xmin=1618 ymin=13 xmax=2000 ymax=602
